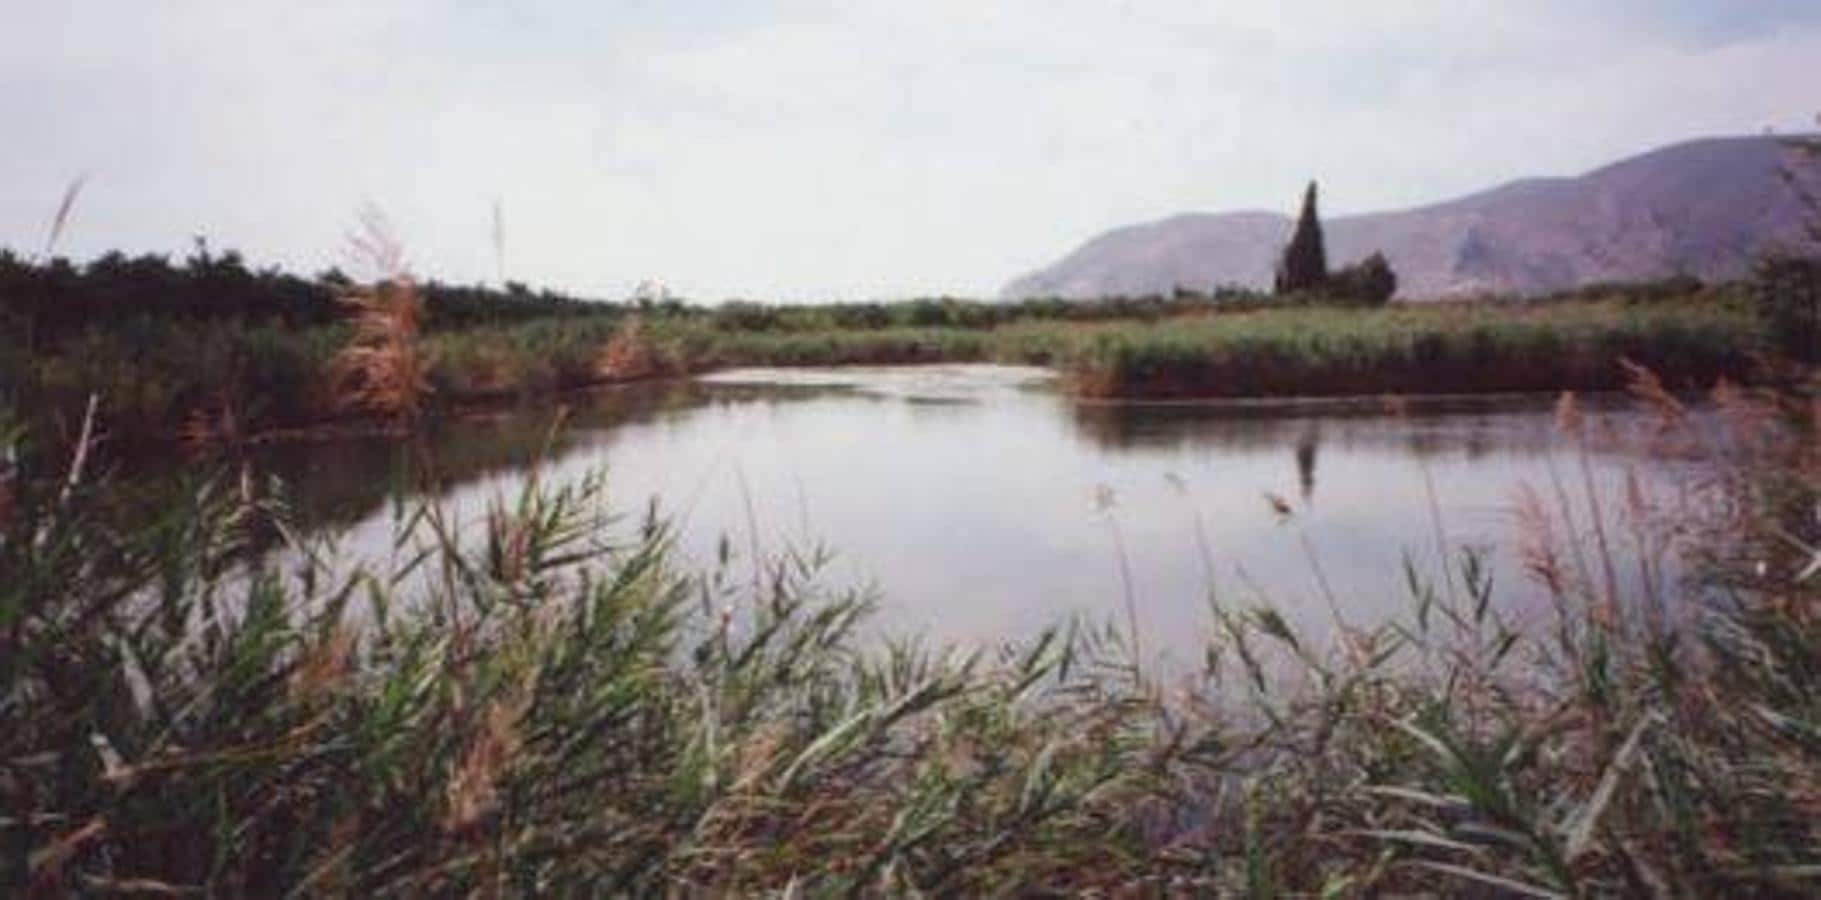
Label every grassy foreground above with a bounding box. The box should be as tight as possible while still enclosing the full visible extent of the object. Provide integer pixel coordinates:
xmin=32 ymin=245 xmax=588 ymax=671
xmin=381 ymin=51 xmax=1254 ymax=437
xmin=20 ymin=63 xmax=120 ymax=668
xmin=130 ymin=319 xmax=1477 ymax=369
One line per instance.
xmin=2 ymin=370 xmax=1817 ymax=895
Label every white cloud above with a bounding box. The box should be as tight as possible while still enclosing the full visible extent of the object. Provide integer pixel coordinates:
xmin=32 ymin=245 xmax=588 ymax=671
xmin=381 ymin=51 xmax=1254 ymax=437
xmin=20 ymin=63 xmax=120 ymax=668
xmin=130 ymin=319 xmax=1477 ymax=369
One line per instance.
xmin=2 ymin=1 xmax=1816 ymax=299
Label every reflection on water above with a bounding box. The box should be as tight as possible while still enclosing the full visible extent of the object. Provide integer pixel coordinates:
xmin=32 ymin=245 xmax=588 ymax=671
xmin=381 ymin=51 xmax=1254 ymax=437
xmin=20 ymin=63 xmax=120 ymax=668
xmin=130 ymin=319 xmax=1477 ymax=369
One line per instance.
xmin=1295 ymin=426 xmax=1319 ymax=504
xmin=155 ymin=366 xmax=1681 ymax=670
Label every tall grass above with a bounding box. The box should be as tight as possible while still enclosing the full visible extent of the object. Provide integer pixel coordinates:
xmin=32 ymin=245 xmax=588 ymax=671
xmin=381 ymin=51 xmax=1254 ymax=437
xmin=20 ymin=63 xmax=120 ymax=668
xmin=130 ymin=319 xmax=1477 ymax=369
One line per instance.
xmin=7 ymin=260 xmax=1785 ymax=451
xmin=1163 ymin=370 xmax=1820 ymax=897
xmin=0 ymin=421 xmax=1157 ymax=893
xmin=1040 ymin=293 xmax=1765 ymax=398
xmin=2 ymin=363 xmax=1816 ymax=894
xmin=14 ymin=294 xmax=1770 ymax=447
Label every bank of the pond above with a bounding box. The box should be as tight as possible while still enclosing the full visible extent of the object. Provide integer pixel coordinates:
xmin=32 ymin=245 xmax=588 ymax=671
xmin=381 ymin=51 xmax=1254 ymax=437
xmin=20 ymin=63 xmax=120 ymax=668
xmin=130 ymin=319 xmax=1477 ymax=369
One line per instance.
xmin=1040 ymin=296 xmax=1766 ymax=398
xmin=9 ymin=285 xmax=1774 ymax=447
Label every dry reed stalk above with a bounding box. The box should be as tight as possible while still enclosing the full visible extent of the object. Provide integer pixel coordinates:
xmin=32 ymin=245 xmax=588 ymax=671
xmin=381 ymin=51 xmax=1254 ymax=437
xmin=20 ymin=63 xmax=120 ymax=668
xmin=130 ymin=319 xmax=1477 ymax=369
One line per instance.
xmin=1096 ymin=484 xmax=1143 ymax=682
xmin=443 ymin=697 xmax=524 ymax=835
xmin=731 ymin=723 xmax=789 ymax=793
xmin=331 ymin=276 xmax=430 ymax=422
xmin=1575 ymin=437 xmax=1622 ymax=632
xmin=1549 ymin=391 xmax=1621 ymax=632
xmin=28 ymin=817 xmax=107 ymax=893
xmin=43 ymin=174 xmax=87 ymax=257
xmin=289 ymin=627 xmax=355 ymax=706
xmin=1513 ymin=483 xmax=1568 ymax=602
xmin=57 ymin=393 xmax=98 ymax=507
xmin=330 ymin=210 xmax=430 ymax=422
xmin=595 ymin=315 xmax=660 ymax=381
xmin=1618 ymin=357 xmax=1686 ymax=425
xmin=1554 ymin=390 xmax=1584 ymax=438
xmin=1620 ymin=468 xmax=1668 ymax=629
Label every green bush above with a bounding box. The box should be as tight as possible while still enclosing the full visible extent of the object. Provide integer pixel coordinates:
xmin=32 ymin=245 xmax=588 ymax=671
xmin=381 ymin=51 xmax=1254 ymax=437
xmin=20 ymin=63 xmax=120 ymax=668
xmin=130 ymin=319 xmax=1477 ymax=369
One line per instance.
xmin=1329 ymin=251 xmax=1398 ymax=306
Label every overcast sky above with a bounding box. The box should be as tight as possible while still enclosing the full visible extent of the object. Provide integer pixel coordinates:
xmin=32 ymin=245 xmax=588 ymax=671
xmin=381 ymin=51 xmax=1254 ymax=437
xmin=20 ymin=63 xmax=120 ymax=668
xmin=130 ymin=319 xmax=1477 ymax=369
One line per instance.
xmin=3 ymin=1 xmax=1817 ymax=300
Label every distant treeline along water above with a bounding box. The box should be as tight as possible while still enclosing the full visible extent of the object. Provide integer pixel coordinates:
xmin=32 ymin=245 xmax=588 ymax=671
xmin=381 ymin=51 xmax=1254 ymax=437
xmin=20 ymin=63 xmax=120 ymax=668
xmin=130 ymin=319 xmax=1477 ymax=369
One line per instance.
xmin=1 ymin=239 xmax=1815 ymax=447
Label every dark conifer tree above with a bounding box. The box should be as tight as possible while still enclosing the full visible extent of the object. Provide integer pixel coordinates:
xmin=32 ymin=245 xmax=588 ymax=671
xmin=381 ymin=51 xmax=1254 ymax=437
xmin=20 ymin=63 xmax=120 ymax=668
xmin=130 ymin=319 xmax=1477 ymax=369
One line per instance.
xmin=1275 ymin=181 xmax=1329 ymax=294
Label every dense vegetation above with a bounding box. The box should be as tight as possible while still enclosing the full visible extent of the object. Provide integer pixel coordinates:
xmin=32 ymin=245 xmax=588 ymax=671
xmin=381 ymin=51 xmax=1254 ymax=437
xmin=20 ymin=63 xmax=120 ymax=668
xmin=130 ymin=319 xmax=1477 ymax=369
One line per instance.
xmin=1048 ymin=293 xmax=1763 ymax=397
xmin=0 ymin=244 xmax=627 ymax=343
xmin=0 ymin=238 xmax=1787 ymax=448
xmin=2 ymin=364 xmax=1815 ymax=894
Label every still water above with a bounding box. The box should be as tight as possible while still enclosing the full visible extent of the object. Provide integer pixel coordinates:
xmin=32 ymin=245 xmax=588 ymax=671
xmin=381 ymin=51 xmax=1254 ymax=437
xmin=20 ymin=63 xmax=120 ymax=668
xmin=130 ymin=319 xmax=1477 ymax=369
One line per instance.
xmin=238 ymin=365 xmax=1676 ymax=669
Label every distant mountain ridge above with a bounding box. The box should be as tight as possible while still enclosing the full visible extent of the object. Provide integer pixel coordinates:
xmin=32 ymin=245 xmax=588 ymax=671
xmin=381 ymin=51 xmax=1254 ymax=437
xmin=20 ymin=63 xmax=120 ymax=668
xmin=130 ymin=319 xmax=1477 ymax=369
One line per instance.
xmin=1002 ymin=135 xmax=1821 ymax=300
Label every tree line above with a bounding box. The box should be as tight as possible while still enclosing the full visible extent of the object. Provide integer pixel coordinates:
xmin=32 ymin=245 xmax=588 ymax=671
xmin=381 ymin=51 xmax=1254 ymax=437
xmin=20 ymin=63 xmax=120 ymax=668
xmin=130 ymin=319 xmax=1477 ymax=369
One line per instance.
xmin=0 ymin=245 xmax=1295 ymax=347
xmin=0 ymin=244 xmax=622 ymax=348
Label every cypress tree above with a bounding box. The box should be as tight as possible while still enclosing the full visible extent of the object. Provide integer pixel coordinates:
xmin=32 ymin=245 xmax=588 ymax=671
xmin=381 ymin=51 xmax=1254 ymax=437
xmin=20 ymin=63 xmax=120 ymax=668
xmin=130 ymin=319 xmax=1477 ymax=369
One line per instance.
xmin=1275 ymin=181 xmax=1329 ymax=294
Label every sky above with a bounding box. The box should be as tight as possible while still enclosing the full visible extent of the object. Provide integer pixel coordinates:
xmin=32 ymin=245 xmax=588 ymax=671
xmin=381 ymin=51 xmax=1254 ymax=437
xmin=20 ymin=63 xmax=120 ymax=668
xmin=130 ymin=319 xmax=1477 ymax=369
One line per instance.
xmin=3 ymin=1 xmax=1818 ymax=301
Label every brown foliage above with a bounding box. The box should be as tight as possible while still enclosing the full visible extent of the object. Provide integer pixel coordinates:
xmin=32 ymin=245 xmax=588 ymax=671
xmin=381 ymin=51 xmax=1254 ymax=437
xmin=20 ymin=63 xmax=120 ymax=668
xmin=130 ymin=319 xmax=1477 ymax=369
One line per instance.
xmin=595 ymin=315 xmax=661 ymax=381
xmin=331 ymin=276 xmax=430 ymax=421
xmin=330 ymin=210 xmax=430 ymax=422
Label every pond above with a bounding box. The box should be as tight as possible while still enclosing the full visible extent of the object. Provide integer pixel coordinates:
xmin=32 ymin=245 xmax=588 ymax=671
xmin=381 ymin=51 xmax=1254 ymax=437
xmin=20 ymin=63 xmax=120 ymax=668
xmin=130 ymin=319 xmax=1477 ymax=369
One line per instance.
xmin=219 ymin=365 xmax=1682 ymax=670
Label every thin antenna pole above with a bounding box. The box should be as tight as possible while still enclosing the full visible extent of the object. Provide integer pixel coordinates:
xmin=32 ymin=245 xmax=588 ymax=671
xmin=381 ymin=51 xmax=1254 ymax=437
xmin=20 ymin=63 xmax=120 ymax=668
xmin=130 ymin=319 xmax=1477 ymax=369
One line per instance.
xmin=492 ymin=198 xmax=507 ymax=286
xmin=45 ymin=173 xmax=89 ymax=258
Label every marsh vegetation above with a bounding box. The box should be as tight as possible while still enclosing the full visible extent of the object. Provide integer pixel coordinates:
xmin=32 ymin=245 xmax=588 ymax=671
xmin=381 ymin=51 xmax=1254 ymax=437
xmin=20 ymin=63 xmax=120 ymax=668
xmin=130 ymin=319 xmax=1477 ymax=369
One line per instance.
xmin=0 ymin=242 xmax=1780 ymax=447
xmin=1 ymin=359 xmax=1817 ymax=895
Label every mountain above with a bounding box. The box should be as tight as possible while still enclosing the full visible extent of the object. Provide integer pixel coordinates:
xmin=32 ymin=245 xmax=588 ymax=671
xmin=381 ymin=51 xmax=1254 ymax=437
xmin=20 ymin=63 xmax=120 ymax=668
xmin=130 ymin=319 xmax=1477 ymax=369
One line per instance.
xmin=1001 ymin=135 xmax=1821 ymax=300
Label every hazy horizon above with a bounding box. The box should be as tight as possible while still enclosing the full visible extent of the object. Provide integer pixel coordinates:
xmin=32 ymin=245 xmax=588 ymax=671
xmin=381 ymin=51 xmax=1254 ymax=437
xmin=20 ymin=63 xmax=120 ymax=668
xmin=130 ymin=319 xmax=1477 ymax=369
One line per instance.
xmin=5 ymin=1 xmax=1818 ymax=301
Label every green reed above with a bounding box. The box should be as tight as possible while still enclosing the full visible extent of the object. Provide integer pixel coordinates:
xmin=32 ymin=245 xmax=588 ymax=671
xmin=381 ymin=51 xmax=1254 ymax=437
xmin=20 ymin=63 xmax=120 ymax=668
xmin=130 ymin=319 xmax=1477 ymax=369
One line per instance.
xmin=3 ymin=363 xmax=1816 ymax=895
xmin=7 ymin=271 xmax=1777 ymax=446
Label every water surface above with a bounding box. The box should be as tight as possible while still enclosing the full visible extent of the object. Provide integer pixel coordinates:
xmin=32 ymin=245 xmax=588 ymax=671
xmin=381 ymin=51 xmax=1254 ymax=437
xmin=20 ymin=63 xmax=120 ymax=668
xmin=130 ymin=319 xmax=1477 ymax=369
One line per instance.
xmin=234 ymin=365 xmax=1677 ymax=669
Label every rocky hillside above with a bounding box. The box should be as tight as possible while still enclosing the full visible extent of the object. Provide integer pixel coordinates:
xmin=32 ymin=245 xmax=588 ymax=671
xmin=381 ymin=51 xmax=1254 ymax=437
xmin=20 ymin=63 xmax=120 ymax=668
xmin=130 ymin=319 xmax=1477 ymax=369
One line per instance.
xmin=1003 ymin=135 xmax=1821 ymax=300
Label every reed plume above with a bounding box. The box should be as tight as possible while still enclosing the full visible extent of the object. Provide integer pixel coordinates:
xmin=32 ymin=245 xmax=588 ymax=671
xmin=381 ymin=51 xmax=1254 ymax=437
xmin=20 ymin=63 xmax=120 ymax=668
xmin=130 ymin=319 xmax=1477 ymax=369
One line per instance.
xmin=43 ymin=173 xmax=87 ymax=257
xmin=595 ymin=314 xmax=660 ymax=381
xmin=330 ymin=211 xmax=430 ymax=422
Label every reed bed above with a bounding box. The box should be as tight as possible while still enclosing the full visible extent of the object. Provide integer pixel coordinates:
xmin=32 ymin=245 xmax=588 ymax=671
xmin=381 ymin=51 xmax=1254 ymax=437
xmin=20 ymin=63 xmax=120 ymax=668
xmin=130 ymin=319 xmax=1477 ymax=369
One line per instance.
xmin=5 ymin=255 xmax=1780 ymax=446
xmin=1037 ymin=294 xmax=1765 ymax=398
xmin=2 ymin=361 xmax=1816 ymax=895
xmin=0 ymin=425 xmax=1160 ymax=895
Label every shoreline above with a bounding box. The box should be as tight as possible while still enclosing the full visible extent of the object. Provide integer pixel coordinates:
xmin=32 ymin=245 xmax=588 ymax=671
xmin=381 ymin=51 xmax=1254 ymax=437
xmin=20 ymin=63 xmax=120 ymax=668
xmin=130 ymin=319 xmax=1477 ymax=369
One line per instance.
xmin=203 ymin=361 xmax=1723 ymax=450
xmin=13 ymin=289 xmax=1776 ymax=452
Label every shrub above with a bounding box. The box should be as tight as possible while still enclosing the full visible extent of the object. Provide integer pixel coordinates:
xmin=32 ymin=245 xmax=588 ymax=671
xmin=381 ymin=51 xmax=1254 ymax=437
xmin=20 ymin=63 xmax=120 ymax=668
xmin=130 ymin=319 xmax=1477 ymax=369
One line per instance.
xmin=1330 ymin=251 xmax=1398 ymax=306
xmin=1753 ymin=253 xmax=1820 ymax=362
